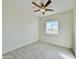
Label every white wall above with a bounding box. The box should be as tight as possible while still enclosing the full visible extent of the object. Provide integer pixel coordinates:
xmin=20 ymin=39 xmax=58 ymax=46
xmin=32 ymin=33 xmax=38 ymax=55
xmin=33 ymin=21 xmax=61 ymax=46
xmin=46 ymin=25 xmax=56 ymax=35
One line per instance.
xmin=39 ymin=10 xmax=73 ymax=48
xmin=2 ymin=1 xmax=39 ymax=54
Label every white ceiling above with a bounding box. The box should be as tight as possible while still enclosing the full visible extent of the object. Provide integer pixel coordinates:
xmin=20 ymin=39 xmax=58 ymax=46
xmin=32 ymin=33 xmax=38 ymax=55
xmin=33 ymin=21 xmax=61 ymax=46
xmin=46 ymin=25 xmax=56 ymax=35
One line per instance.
xmin=7 ymin=0 xmax=75 ymax=17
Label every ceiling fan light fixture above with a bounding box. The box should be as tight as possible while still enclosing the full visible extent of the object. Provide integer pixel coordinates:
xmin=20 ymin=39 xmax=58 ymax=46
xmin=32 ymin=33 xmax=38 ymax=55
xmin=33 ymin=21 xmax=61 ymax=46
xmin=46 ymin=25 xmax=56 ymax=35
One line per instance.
xmin=40 ymin=9 xmax=45 ymax=13
xmin=32 ymin=0 xmax=53 ymax=15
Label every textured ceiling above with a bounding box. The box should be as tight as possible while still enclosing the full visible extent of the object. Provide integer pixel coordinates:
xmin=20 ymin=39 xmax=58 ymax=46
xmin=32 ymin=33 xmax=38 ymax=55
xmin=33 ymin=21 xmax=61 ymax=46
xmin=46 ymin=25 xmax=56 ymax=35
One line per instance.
xmin=7 ymin=0 xmax=75 ymax=17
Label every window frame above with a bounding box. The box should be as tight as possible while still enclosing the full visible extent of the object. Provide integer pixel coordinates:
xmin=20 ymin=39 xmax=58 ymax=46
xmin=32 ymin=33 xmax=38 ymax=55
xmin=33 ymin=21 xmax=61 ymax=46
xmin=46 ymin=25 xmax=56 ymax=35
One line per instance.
xmin=45 ymin=20 xmax=59 ymax=35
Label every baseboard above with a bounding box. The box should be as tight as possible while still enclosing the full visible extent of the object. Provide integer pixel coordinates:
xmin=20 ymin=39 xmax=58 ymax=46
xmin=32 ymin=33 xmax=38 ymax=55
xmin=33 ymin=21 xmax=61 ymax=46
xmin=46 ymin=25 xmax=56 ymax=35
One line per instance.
xmin=3 ymin=40 xmax=73 ymax=55
xmin=39 ymin=40 xmax=72 ymax=49
xmin=3 ymin=40 xmax=38 ymax=55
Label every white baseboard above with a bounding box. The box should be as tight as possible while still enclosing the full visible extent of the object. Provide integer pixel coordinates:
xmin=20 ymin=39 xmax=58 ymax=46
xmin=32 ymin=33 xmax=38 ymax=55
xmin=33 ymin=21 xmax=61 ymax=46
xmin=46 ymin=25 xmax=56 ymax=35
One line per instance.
xmin=3 ymin=40 xmax=38 ymax=55
xmin=39 ymin=40 xmax=72 ymax=49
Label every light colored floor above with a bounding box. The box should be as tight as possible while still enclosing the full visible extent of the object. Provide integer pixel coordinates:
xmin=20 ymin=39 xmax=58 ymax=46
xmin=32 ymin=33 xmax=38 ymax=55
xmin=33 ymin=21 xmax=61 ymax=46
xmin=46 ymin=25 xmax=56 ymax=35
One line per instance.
xmin=3 ymin=41 xmax=75 ymax=59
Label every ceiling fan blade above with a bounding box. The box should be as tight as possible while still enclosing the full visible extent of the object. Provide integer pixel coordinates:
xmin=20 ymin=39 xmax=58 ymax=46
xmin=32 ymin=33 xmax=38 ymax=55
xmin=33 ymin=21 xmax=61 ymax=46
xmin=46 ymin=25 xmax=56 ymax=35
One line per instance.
xmin=45 ymin=0 xmax=51 ymax=7
xmin=45 ymin=9 xmax=54 ymax=11
xmin=32 ymin=2 xmax=41 ymax=8
xmin=34 ymin=9 xmax=40 ymax=12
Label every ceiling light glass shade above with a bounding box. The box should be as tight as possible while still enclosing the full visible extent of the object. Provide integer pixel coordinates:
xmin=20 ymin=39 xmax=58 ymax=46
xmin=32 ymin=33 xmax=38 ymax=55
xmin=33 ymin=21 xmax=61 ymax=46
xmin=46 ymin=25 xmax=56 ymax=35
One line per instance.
xmin=40 ymin=9 xmax=45 ymax=13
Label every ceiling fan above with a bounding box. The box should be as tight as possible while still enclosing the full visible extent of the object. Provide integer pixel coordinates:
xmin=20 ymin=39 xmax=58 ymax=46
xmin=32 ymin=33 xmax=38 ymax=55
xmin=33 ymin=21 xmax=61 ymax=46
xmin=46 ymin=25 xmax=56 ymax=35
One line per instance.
xmin=32 ymin=0 xmax=54 ymax=15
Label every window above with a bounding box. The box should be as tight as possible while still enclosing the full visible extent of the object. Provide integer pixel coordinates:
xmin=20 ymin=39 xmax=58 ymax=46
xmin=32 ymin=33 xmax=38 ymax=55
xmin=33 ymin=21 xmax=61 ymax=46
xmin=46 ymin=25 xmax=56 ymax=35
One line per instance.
xmin=46 ymin=20 xmax=59 ymax=34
